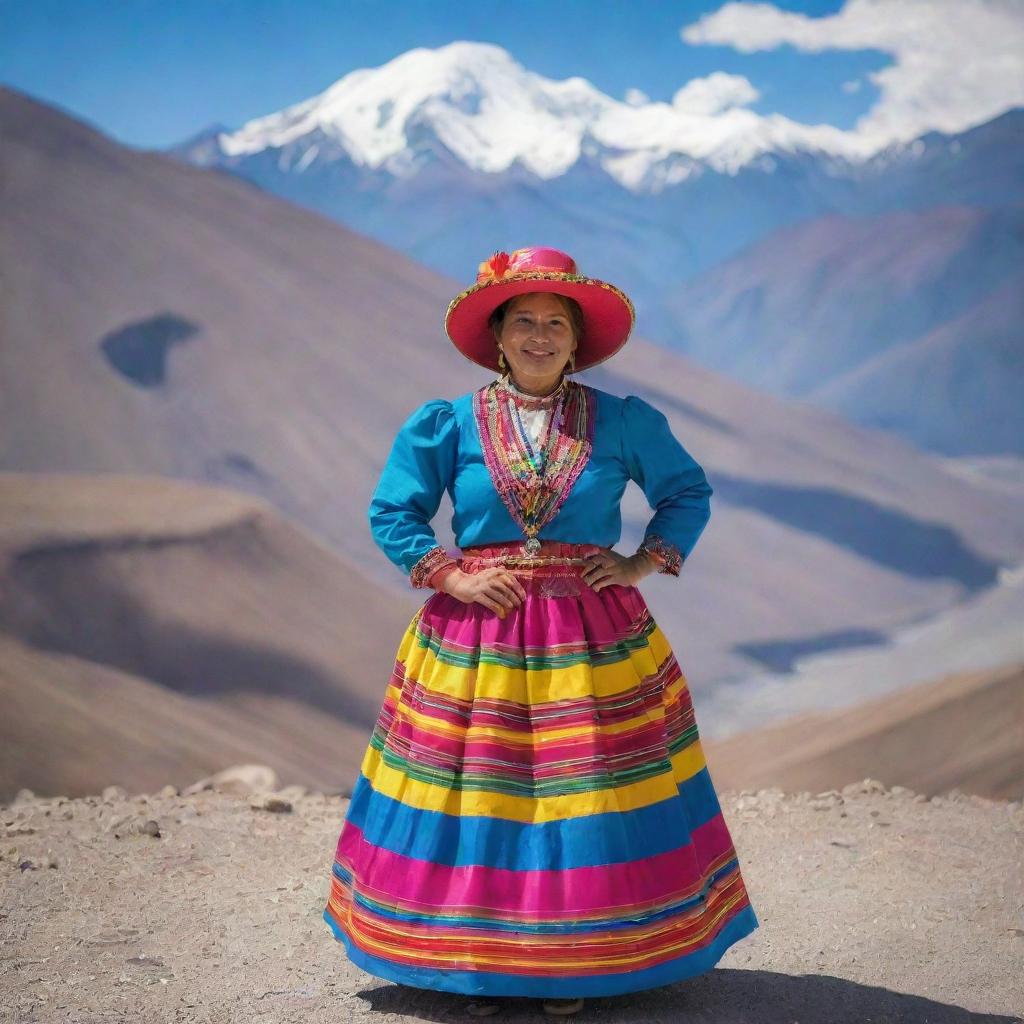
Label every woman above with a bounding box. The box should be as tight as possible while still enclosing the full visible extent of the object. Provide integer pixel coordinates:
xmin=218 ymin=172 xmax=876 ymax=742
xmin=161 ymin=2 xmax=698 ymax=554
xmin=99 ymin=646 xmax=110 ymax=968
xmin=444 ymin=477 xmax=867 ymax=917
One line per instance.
xmin=323 ymin=246 xmax=759 ymax=1016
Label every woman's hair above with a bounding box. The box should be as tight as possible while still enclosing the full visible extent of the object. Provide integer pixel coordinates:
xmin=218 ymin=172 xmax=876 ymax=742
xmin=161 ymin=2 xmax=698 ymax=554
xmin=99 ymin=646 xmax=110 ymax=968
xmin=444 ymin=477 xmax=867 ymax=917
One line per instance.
xmin=488 ymin=292 xmax=585 ymax=344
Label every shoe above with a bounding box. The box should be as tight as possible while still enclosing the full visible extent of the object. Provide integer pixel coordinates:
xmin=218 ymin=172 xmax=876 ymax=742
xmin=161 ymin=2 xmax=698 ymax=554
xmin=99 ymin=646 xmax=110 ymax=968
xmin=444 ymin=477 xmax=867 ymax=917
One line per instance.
xmin=543 ymin=997 xmax=584 ymax=1015
xmin=466 ymin=998 xmax=502 ymax=1016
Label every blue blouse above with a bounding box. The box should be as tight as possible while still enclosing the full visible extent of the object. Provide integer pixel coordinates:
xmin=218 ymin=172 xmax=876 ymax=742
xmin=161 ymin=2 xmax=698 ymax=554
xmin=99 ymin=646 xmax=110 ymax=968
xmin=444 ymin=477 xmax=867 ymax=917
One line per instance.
xmin=368 ymin=382 xmax=713 ymax=586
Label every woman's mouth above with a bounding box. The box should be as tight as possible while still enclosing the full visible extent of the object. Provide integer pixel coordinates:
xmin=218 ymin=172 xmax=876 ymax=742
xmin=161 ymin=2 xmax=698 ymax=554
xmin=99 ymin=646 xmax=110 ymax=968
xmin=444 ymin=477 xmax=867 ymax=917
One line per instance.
xmin=524 ymin=349 xmax=554 ymax=359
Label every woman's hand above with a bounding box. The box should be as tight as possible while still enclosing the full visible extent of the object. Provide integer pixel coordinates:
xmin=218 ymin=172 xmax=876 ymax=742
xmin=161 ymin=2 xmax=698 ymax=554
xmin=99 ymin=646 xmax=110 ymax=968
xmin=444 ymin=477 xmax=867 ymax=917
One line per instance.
xmin=439 ymin=567 xmax=527 ymax=619
xmin=581 ymin=549 xmax=656 ymax=590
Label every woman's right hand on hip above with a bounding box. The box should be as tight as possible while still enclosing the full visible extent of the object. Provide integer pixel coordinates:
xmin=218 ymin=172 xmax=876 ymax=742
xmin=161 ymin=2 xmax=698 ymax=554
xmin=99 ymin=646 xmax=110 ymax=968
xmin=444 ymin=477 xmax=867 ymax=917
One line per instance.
xmin=439 ymin=567 xmax=527 ymax=618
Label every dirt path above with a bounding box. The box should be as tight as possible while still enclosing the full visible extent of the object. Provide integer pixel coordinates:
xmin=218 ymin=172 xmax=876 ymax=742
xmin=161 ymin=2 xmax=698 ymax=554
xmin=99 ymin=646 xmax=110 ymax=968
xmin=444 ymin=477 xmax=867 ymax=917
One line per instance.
xmin=2 ymin=775 xmax=1021 ymax=1022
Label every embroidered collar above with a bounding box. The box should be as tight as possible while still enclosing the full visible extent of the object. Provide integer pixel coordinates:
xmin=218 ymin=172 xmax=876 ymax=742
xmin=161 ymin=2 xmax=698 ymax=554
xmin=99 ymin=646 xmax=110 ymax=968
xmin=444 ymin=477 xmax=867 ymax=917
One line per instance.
xmin=473 ymin=378 xmax=596 ymax=554
xmin=495 ymin=374 xmax=567 ymax=410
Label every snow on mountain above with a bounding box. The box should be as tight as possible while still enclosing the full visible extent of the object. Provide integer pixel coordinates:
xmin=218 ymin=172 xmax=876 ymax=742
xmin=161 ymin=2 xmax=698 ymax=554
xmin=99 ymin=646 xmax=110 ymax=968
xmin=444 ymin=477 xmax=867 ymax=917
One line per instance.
xmin=212 ymin=40 xmax=869 ymax=190
xmin=165 ymin=46 xmax=1023 ymax=461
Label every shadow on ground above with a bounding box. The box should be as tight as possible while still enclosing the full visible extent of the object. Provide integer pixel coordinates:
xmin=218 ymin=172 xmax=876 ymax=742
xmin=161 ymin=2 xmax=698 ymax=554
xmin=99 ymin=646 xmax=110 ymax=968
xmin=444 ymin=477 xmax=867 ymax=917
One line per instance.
xmin=352 ymin=970 xmax=1017 ymax=1023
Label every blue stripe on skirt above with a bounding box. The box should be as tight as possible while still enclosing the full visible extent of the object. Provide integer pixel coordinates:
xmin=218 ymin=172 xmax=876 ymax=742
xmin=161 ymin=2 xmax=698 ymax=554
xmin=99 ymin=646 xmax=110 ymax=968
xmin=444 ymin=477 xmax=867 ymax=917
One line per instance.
xmin=341 ymin=764 xmax=724 ymax=871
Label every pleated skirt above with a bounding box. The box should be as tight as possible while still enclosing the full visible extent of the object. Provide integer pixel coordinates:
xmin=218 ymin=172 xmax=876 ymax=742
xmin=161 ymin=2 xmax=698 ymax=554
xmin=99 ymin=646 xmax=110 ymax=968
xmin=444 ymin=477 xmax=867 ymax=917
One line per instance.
xmin=323 ymin=540 xmax=759 ymax=997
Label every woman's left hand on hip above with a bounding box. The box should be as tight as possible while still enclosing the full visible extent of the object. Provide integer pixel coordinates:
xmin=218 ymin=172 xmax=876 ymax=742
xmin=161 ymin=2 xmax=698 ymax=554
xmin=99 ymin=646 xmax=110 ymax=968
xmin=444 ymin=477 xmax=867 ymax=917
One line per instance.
xmin=581 ymin=549 xmax=653 ymax=590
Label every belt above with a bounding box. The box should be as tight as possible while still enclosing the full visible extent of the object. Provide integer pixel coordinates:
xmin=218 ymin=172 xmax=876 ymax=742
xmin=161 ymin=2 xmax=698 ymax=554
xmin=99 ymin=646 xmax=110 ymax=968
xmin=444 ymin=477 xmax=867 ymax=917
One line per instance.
xmin=457 ymin=540 xmax=607 ymax=582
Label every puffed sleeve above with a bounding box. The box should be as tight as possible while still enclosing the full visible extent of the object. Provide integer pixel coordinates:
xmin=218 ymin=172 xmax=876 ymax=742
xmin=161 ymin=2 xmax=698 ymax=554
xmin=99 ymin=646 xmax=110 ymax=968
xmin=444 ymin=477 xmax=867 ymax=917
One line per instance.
xmin=620 ymin=394 xmax=713 ymax=576
xmin=368 ymin=398 xmax=460 ymax=589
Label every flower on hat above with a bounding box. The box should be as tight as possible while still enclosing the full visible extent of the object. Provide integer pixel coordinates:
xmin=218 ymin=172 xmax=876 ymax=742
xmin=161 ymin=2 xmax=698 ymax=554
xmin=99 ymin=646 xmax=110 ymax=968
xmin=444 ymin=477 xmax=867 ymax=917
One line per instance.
xmin=476 ymin=250 xmax=512 ymax=284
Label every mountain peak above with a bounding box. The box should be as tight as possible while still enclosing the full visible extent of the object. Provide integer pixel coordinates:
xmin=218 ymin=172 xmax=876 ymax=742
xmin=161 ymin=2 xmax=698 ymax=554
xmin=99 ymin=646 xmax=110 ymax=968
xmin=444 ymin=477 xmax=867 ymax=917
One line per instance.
xmin=210 ymin=41 xmax=860 ymax=187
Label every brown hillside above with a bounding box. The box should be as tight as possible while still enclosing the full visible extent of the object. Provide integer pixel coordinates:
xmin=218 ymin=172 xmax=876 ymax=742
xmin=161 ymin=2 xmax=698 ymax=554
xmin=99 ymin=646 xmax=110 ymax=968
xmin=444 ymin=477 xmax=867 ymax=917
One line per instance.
xmin=705 ymin=660 xmax=1024 ymax=800
xmin=0 ymin=472 xmax=421 ymax=801
xmin=2 ymin=85 xmax=1023 ymax=685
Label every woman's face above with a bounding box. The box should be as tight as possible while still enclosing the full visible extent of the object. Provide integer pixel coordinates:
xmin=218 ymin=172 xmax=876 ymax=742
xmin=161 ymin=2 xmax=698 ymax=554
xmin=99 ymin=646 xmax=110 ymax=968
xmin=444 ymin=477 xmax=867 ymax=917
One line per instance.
xmin=495 ymin=292 xmax=577 ymax=392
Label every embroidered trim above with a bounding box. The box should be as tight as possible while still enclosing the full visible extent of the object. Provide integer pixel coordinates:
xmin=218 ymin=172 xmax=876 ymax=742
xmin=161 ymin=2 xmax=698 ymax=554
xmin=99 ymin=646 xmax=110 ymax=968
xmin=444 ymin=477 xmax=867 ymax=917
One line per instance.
xmin=473 ymin=378 xmax=596 ymax=549
xmin=445 ymin=271 xmax=637 ymax=333
xmin=496 ymin=374 xmax=567 ymax=410
xmin=637 ymin=533 xmax=683 ymax=577
xmin=409 ymin=545 xmax=458 ymax=589
xmin=426 ymin=562 xmax=460 ymax=590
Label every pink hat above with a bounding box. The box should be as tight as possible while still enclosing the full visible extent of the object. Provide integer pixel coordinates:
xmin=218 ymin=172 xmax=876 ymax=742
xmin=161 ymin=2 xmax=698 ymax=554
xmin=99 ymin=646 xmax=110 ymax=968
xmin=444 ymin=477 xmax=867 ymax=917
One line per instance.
xmin=444 ymin=246 xmax=636 ymax=373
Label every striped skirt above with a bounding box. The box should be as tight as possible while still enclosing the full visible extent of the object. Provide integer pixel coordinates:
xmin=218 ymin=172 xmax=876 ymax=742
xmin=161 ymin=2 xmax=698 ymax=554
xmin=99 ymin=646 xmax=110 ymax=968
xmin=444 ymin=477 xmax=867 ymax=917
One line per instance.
xmin=323 ymin=539 xmax=759 ymax=997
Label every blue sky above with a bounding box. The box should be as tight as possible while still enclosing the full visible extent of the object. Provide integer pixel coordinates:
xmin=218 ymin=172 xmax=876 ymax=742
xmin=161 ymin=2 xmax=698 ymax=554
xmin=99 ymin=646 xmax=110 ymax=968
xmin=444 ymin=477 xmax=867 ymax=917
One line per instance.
xmin=3 ymin=0 xmax=1021 ymax=153
xmin=2 ymin=0 xmax=891 ymax=148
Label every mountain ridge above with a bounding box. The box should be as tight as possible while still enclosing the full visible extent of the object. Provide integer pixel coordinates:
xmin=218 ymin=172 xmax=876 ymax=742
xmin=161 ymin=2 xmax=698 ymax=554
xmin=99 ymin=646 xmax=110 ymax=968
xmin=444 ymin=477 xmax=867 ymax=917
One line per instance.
xmin=4 ymin=84 xmax=1023 ymax=694
xmin=161 ymin=48 xmax=1024 ymax=456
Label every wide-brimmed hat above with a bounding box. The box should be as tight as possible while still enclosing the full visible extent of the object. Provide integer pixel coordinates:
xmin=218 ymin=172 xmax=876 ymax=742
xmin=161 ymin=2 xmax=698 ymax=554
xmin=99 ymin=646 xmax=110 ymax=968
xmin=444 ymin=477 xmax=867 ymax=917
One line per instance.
xmin=444 ymin=246 xmax=635 ymax=372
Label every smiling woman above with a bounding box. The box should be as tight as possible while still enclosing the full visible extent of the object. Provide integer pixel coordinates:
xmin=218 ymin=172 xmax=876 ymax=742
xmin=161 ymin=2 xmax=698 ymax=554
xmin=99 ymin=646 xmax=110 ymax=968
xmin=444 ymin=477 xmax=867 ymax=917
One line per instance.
xmin=322 ymin=245 xmax=759 ymax=1017
xmin=488 ymin=291 xmax=585 ymax=381
xmin=493 ymin=292 xmax=577 ymax=382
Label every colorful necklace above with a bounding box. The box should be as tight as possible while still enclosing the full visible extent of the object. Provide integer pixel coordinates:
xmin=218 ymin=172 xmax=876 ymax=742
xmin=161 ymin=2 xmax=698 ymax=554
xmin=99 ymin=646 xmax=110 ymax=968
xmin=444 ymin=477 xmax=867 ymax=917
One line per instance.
xmin=473 ymin=376 xmax=596 ymax=554
xmin=497 ymin=376 xmax=564 ymax=466
xmin=497 ymin=374 xmax=567 ymax=409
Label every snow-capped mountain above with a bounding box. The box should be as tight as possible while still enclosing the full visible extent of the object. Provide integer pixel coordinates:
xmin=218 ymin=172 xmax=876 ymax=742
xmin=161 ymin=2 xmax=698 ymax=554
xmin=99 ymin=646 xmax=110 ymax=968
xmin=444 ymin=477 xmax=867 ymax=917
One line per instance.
xmin=171 ymin=42 xmax=1024 ymax=457
xmin=196 ymin=40 xmax=869 ymax=191
xmin=175 ymin=41 xmax=1021 ymax=280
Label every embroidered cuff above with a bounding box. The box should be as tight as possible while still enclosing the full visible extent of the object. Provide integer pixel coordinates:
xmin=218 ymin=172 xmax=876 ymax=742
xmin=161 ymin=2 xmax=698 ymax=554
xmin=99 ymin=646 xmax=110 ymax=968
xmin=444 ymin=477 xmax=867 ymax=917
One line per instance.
xmin=427 ymin=562 xmax=460 ymax=591
xmin=409 ymin=545 xmax=459 ymax=589
xmin=636 ymin=533 xmax=683 ymax=577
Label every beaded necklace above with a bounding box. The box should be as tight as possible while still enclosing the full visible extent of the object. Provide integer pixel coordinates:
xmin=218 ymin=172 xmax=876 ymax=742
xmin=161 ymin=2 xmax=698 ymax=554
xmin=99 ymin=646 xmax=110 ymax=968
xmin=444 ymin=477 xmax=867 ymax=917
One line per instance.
xmin=473 ymin=375 xmax=596 ymax=554
xmin=498 ymin=374 xmax=567 ymax=407
xmin=498 ymin=375 xmax=564 ymax=464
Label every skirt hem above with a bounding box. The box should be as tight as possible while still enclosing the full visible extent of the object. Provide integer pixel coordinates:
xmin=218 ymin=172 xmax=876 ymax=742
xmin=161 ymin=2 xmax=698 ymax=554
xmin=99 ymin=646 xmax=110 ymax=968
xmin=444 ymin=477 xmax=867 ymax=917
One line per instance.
xmin=322 ymin=903 xmax=759 ymax=998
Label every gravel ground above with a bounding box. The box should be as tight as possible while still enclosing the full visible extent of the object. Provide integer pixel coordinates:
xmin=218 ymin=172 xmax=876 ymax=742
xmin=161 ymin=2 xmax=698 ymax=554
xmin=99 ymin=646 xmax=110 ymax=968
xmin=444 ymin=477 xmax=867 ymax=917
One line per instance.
xmin=1 ymin=774 xmax=1021 ymax=1024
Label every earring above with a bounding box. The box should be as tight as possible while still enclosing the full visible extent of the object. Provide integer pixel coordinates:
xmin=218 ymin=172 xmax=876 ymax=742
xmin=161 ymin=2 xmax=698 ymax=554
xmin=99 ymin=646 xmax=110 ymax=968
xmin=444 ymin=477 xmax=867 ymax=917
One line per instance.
xmin=567 ymin=350 xmax=576 ymax=374
xmin=497 ymin=349 xmax=508 ymax=373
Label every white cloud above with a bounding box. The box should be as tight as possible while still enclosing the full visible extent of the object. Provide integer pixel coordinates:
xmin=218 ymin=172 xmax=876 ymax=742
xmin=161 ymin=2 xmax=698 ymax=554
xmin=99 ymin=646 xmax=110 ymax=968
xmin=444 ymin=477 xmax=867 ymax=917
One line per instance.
xmin=841 ymin=79 xmax=863 ymax=94
xmin=624 ymin=86 xmax=650 ymax=106
xmin=671 ymin=71 xmax=760 ymax=116
xmin=681 ymin=0 xmax=1024 ymax=150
